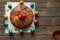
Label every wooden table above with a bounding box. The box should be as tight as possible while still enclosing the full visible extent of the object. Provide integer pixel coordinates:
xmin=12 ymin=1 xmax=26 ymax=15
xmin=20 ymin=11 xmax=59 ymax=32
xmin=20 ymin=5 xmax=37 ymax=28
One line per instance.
xmin=0 ymin=0 xmax=60 ymax=40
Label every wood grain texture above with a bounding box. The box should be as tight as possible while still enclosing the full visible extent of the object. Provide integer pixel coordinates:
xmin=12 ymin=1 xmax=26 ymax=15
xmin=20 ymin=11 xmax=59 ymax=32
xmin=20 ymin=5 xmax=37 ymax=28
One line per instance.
xmin=0 ymin=0 xmax=60 ymax=40
xmin=48 ymin=0 xmax=60 ymax=2
xmin=0 ymin=34 xmax=51 ymax=40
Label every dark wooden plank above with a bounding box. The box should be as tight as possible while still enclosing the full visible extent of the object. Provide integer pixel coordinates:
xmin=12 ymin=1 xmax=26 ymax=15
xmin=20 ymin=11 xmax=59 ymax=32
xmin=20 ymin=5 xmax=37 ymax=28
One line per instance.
xmin=36 ymin=3 xmax=47 ymax=8
xmin=36 ymin=3 xmax=60 ymax=8
xmin=37 ymin=9 xmax=60 ymax=16
xmin=48 ymin=0 xmax=60 ymax=2
xmin=47 ymin=2 xmax=60 ymax=8
xmin=0 ymin=0 xmax=10 ymax=2
xmin=0 ymin=17 xmax=4 ymax=24
xmin=0 ymin=4 xmax=5 ymax=8
xmin=1 ymin=34 xmax=51 ymax=40
xmin=35 ymin=26 xmax=60 ymax=34
xmin=25 ymin=0 xmax=47 ymax=3
xmin=0 ymin=11 xmax=5 ymax=16
xmin=0 ymin=8 xmax=4 ymax=11
xmin=37 ymin=17 xmax=60 ymax=25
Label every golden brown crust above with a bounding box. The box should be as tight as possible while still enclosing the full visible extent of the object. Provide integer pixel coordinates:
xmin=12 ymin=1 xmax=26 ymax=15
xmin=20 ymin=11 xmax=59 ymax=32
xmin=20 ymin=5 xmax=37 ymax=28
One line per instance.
xmin=10 ymin=5 xmax=33 ymax=29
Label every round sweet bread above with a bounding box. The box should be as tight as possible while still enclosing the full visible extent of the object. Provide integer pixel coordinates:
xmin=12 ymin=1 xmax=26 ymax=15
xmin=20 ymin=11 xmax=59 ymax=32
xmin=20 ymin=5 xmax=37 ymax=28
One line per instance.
xmin=10 ymin=5 xmax=33 ymax=29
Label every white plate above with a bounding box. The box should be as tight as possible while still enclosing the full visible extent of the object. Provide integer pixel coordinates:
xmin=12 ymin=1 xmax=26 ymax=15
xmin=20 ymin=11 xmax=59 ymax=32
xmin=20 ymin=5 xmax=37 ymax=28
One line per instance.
xmin=5 ymin=2 xmax=35 ymax=33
